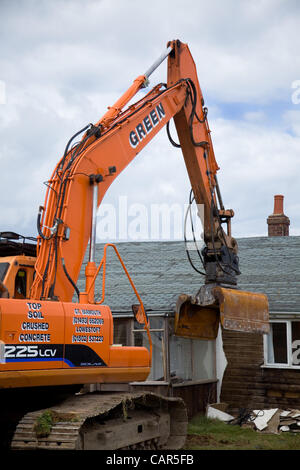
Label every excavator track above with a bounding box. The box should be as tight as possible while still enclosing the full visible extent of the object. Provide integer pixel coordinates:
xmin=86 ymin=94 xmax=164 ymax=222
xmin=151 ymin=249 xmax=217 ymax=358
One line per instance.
xmin=11 ymin=391 xmax=188 ymax=450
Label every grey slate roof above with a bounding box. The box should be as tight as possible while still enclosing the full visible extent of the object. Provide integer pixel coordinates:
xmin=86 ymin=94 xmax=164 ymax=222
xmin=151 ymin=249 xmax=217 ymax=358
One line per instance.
xmin=77 ymin=236 xmax=300 ymax=314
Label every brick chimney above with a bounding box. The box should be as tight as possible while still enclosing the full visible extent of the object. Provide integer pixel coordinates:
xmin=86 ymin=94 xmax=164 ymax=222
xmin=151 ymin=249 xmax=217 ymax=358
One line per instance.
xmin=267 ymin=195 xmax=290 ymax=236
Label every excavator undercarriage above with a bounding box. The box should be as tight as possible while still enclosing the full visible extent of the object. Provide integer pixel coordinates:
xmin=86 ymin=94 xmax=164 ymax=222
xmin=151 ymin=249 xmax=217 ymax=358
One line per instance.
xmin=11 ymin=392 xmax=187 ymax=451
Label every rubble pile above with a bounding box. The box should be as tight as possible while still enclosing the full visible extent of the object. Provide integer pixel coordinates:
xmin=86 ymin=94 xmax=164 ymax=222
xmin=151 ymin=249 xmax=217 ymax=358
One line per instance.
xmin=248 ymin=408 xmax=300 ymax=434
xmin=207 ymin=403 xmax=300 ymax=434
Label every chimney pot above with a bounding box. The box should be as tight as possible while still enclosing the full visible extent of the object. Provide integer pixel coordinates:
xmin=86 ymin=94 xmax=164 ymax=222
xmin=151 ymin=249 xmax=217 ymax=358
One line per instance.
xmin=273 ymin=194 xmax=284 ymax=215
xmin=267 ymin=194 xmax=290 ymax=237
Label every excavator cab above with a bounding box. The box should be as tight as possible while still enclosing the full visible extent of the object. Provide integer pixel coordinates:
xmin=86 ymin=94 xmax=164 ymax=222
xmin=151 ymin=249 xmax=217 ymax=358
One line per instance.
xmin=0 ymin=232 xmax=36 ymax=299
xmin=0 ymin=256 xmax=36 ymax=299
xmin=174 ymin=285 xmax=269 ymax=339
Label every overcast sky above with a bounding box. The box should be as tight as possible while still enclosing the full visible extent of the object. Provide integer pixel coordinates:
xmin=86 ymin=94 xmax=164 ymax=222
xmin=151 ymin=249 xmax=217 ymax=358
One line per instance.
xmin=0 ymin=0 xmax=300 ymax=242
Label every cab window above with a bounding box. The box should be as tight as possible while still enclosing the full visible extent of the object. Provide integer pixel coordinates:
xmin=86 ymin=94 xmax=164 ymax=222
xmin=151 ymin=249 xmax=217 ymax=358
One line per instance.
xmin=14 ymin=269 xmax=27 ymax=299
xmin=0 ymin=262 xmax=9 ymax=282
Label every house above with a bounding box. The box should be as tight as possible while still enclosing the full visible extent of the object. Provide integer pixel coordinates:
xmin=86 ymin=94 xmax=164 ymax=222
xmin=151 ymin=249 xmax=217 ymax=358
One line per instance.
xmin=221 ymin=235 xmax=300 ymax=414
xmin=77 ymin=196 xmax=300 ymax=417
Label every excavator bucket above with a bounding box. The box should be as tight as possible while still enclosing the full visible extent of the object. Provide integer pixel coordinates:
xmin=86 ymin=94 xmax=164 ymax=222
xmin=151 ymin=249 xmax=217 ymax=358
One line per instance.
xmin=174 ymin=286 xmax=269 ymax=340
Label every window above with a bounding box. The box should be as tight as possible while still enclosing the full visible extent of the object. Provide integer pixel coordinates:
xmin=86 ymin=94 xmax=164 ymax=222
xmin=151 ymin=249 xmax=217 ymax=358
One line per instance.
xmin=0 ymin=262 xmax=9 ymax=281
xmin=132 ymin=315 xmax=216 ymax=382
xmin=169 ymin=334 xmax=215 ymax=382
xmin=113 ymin=318 xmax=131 ymax=346
xmin=264 ymin=320 xmax=300 ymax=368
xmin=14 ymin=269 xmax=27 ymax=299
xmin=292 ymin=321 xmax=300 ymax=365
xmin=133 ymin=316 xmax=165 ymax=381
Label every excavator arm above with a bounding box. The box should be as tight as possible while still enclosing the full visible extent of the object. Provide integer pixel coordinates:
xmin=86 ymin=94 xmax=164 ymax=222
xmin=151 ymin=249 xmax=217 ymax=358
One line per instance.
xmin=30 ymin=40 xmax=269 ymax=338
xmin=31 ymin=79 xmax=188 ymax=302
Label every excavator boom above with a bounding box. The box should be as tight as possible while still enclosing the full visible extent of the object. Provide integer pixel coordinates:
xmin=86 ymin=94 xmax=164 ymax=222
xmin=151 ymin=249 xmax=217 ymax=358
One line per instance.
xmin=28 ymin=40 xmax=269 ymax=339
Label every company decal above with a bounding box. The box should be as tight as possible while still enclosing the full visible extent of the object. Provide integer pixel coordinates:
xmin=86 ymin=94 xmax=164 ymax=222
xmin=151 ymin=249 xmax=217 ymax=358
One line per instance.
xmin=71 ymin=307 xmax=104 ymax=345
xmin=4 ymin=343 xmax=107 ymax=367
xmin=129 ymin=102 xmax=166 ymax=148
xmin=2 ymin=303 xmax=107 ymax=367
xmin=4 ymin=344 xmax=63 ymax=362
xmin=19 ymin=302 xmax=51 ymax=343
xmin=65 ymin=344 xmax=107 ymax=367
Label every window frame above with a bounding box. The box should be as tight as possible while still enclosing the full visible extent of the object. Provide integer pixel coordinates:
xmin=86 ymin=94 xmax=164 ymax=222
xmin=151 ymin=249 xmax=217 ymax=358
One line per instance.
xmin=130 ymin=313 xmax=217 ymax=383
xmin=263 ymin=319 xmax=300 ymax=369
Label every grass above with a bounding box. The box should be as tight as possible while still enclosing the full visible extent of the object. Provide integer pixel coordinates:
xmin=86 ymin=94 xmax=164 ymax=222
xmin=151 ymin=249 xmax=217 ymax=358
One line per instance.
xmin=184 ymin=415 xmax=300 ymax=450
xmin=34 ymin=409 xmax=79 ymax=438
xmin=34 ymin=410 xmax=54 ymax=438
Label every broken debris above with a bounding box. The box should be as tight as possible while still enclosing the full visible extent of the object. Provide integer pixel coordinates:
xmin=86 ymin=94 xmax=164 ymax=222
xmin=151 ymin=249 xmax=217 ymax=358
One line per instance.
xmin=206 ymin=403 xmax=235 ymax=422
xmin=252 ymin=409 xmax=280 ymax=432
xmin=237 ymin=407 xmax=300 ymax=434
xmin=208 ymin=404 xmax=300 ymax=434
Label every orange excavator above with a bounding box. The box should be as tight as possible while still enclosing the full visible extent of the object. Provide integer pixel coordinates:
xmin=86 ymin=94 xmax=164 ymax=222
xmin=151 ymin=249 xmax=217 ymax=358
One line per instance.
xmin=0 ymin=40 xmax=269 ymax=450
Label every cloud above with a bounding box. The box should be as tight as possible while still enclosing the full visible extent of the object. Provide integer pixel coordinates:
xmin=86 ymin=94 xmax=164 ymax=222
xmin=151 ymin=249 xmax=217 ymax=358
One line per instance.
xmin=283 ymin=110 xmax=300 ymax=137
xmin=0 ymin=0 xmax=299 ymax=241
xmin=243 ymin=111 xmax=266 ymax=122
xmin=210 ymin=116 xmax=300 ymax=236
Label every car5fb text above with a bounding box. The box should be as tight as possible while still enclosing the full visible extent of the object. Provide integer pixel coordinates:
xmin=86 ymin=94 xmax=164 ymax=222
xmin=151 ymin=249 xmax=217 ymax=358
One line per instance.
xmin=106 ymin=453 xmax=194 ymax=467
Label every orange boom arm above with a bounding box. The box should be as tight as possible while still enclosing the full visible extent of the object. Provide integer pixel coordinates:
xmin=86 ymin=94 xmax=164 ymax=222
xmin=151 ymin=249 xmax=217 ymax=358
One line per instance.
xmin=31 ymin=40 xmax=222 ymax=302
